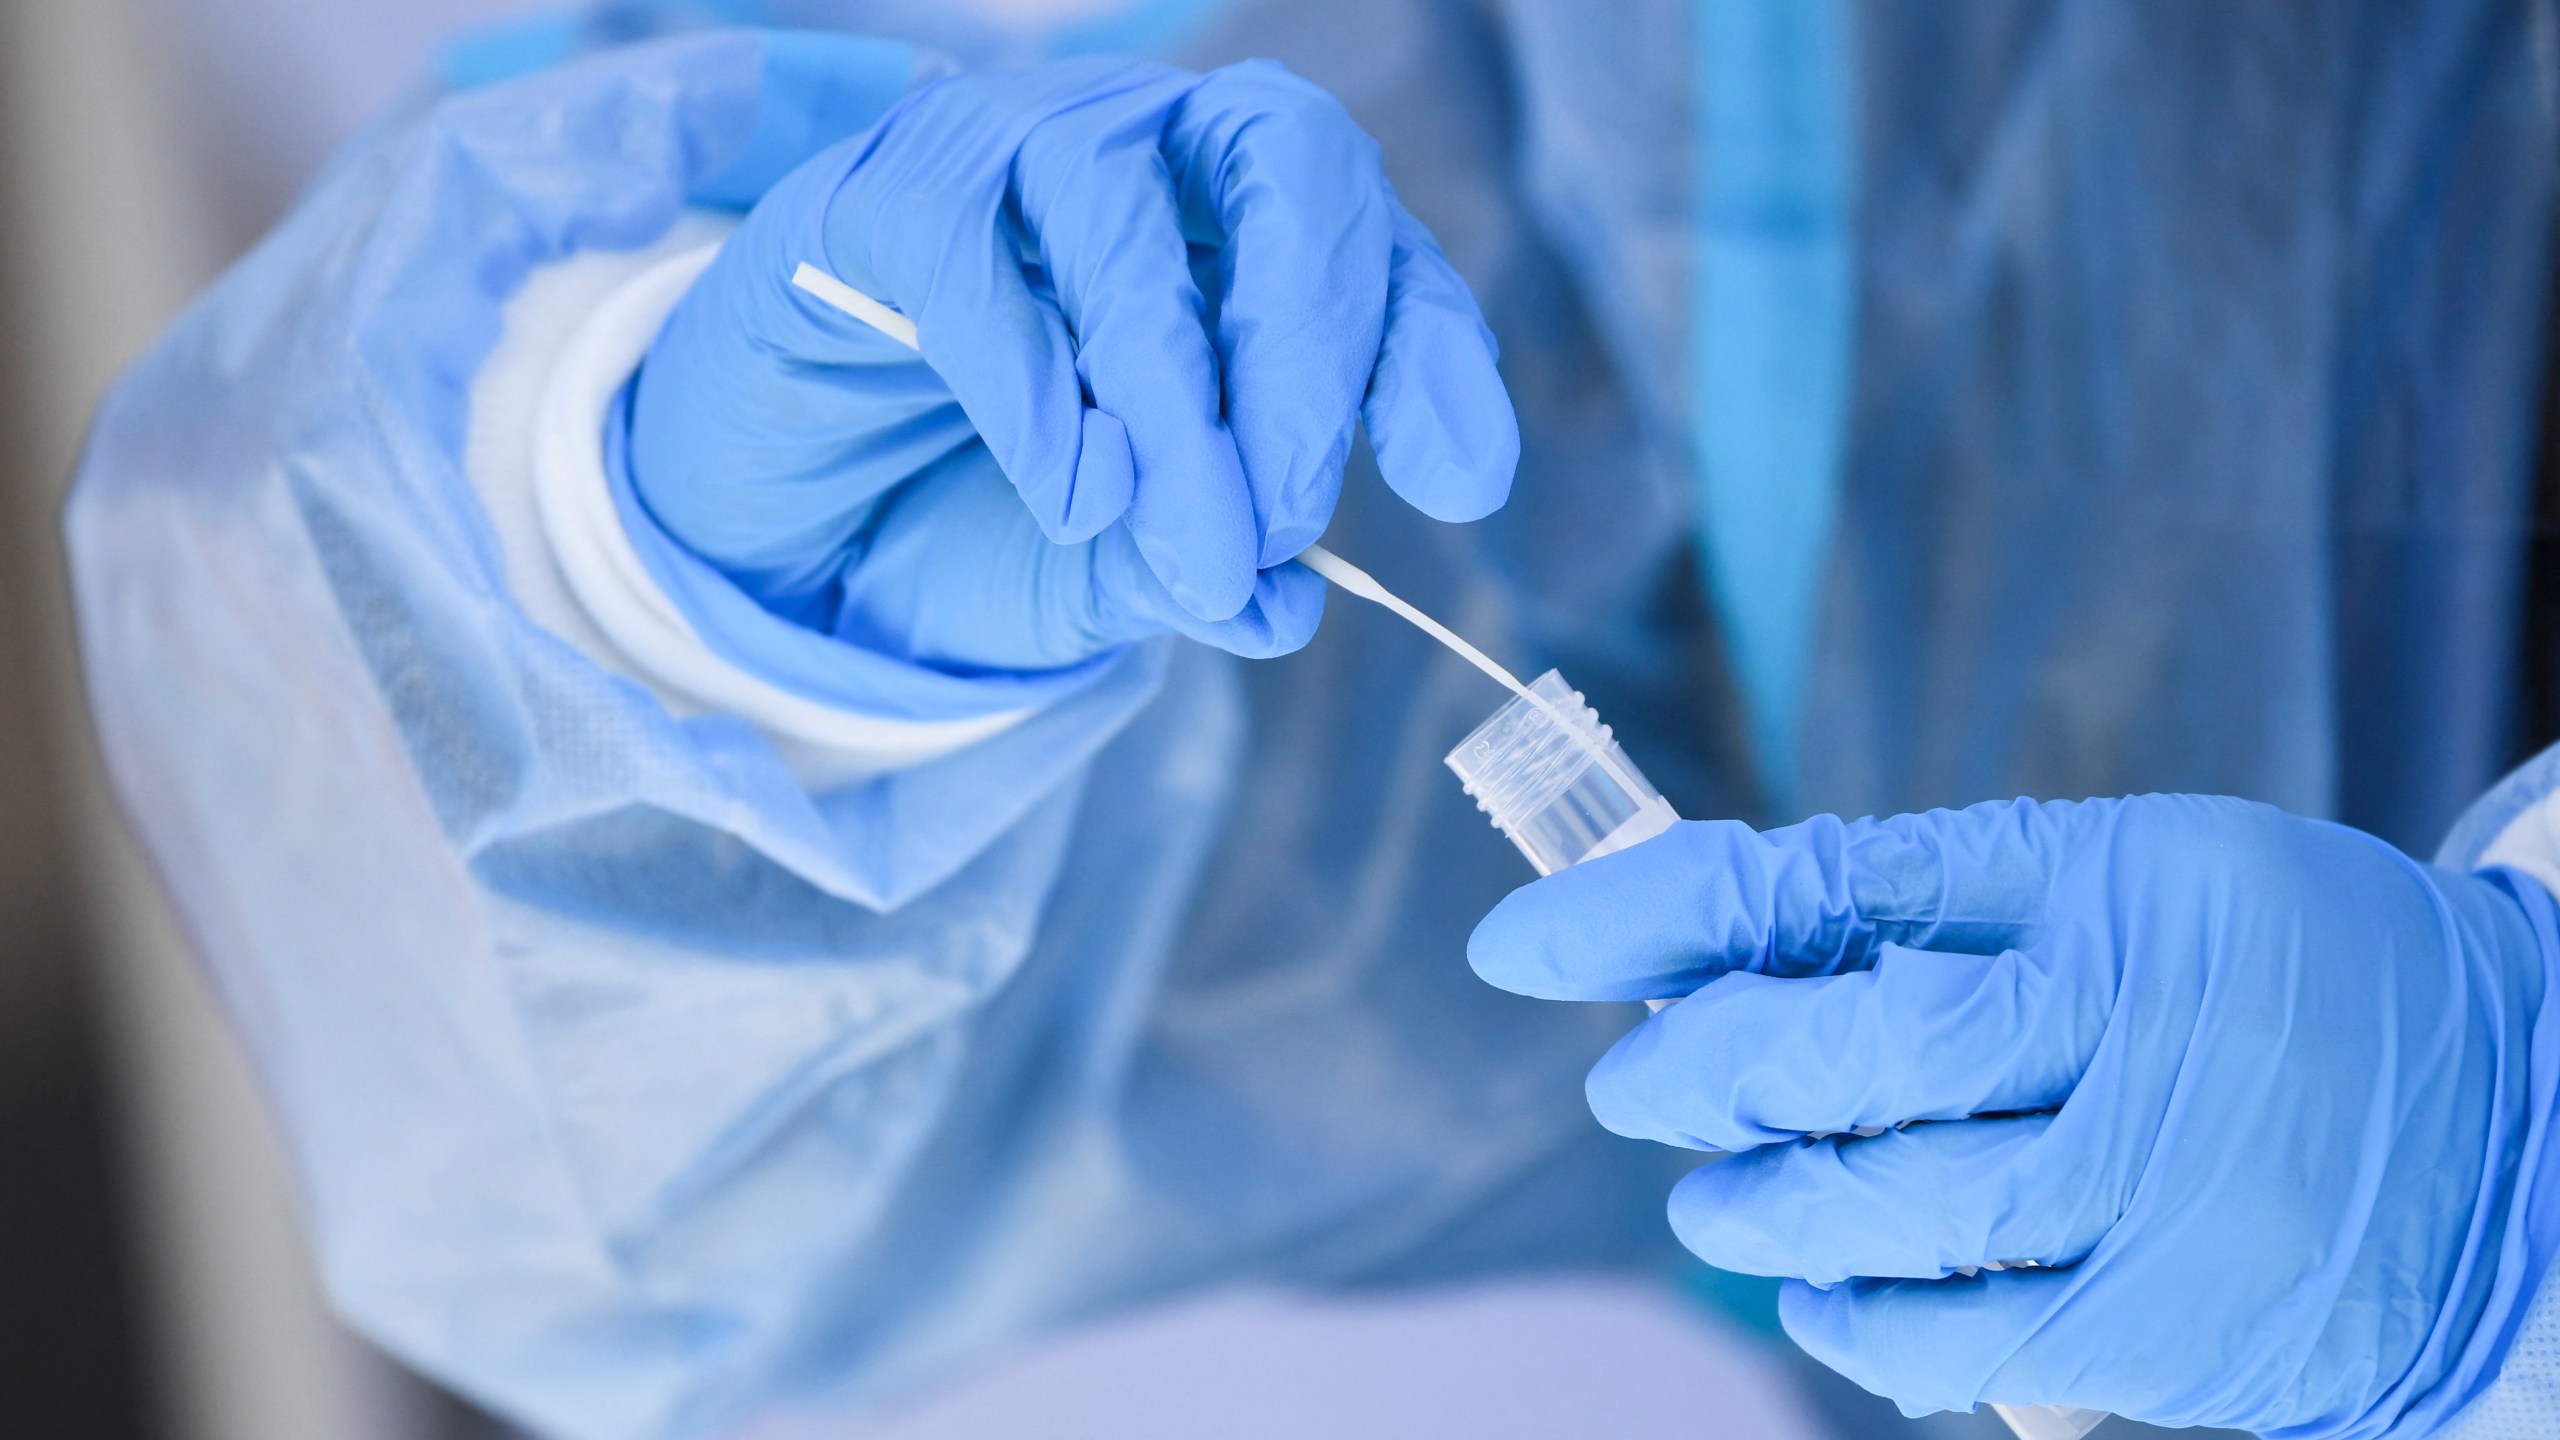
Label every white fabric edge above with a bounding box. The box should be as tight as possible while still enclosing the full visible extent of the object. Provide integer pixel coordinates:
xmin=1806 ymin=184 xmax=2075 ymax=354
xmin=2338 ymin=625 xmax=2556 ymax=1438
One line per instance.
xmin=2483 ymin=797 xmax=2560 ymax=901
xmin=529 ymin=239 xmax=1031 ymax=770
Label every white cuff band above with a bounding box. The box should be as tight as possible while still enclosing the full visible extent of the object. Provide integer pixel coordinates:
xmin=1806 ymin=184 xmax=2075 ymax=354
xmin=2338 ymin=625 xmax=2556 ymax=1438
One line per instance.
xmin=529 ymin=240 xmax=1028 ymax=773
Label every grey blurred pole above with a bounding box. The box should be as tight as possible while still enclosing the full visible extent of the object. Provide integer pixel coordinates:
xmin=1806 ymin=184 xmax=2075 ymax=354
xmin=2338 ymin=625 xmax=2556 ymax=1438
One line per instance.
xmin=0 ymin=1 xmax=454 ymax=1437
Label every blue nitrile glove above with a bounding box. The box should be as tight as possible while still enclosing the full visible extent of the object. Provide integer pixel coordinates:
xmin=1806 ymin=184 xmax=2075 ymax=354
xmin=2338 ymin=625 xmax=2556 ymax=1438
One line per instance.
xmin=629 ymin=54 xmax=1517 ymax=676
xmin=1468 ymin=795 xmax=2560 ymax=1436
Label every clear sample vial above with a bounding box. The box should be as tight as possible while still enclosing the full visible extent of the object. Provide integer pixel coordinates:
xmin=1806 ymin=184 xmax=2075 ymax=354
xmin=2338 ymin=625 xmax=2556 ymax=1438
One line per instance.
xmin=1444 ymin=670 xmax=1679 ymax=875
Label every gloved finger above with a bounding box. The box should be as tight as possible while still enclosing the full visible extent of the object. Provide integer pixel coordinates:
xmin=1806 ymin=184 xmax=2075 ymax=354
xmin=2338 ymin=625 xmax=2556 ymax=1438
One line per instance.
xmin=1361 ymin=193 xmax=1517 ymax=523
xmin=832 ymin=446 xmax=1132 ymax=673
xmin=1159 ymin=564 xmax=1325 ymax=658
xmin=1587 ymin=945 xmax=2107 ymax=1150
xmin=1466 ymin=801 xmax=2077 ymax=1003
xmin=635 ymin=237 xmax=967 ymax=592
xmin=1665 ymin=1113 xmax=2124 ymax=1284
xmin=826 ymin=74 xmax=1145 ymax=556
xmin=1014 ymin=84 xmax=1258 ymax=623
xmin=1164 ymin=62 xmax=1394 ymax=565
xmin=1096 ymin=539 xmax=1328 ymax=659
xmin=834 ymin=452 xmax=1323 ymax=669
xmin=1777 ymin=1267 xmax=2099 ymax=1416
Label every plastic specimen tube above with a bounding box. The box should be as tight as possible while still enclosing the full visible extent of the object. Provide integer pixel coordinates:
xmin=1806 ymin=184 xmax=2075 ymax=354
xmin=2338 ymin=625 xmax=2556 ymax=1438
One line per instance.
xmin=1443 ymin=669 xmax=1678 ymax=876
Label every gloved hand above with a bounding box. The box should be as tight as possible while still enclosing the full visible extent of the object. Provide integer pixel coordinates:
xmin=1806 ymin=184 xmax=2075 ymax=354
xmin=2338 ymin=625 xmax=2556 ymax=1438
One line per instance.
xmin=629 ymin=55 xmax=1517 ymax=675
xmin=1468 ymin=795 xmax=2560 ymax=1435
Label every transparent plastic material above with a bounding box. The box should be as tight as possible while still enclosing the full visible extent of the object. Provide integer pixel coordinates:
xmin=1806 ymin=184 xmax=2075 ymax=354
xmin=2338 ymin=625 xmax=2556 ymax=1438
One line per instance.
xmin=1444 ymin=671 xmax=1678 ymax=875
xmin=1990 ymin=1404 xmax=2107 ymax=1439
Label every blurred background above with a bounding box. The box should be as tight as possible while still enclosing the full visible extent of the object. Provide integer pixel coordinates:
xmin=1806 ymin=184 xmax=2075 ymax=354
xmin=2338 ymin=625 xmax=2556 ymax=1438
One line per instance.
xmin=0 ymin=2 xmax=550 ymax=1434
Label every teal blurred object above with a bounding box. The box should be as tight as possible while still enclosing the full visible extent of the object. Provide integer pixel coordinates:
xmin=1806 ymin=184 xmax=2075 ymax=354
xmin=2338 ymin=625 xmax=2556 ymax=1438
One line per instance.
xmin=1686 ymin=0 xmax=1854 ymax=812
